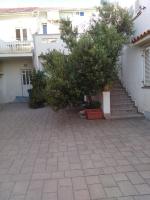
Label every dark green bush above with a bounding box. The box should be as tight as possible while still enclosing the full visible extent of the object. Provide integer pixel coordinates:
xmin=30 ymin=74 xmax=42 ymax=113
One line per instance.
xmin=83 ymin=101 xmax=101 ymax=109
xmin=28 ymin=70 xmax=46 ymax=108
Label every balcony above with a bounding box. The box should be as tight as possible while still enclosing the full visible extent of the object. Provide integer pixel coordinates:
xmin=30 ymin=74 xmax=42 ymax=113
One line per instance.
xmin=0 ymin=41 xmax=33 ymax=58
xmin=33 ymin=34 xmax=68 ymax=56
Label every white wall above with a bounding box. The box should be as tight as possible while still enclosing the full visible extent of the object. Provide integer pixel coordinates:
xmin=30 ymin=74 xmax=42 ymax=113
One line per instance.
xmin=134 ymin=0 xmax=150 ymax=37
xmin=0 ymin=15 xmax=39 ymax=42
xmin=0 ymin=58 xmax=32 ymax=103
xmin=121 ymin=45 xmax=150 ymax=113
xmin=33 ymin=34 xmax=68 ymax=69
xmin=120 ymin=0 xmax=150 ymax=114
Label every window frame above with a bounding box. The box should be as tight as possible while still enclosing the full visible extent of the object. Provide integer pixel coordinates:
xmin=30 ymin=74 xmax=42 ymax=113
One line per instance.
xmin=143 ymin=47 xmax=150 ymax=87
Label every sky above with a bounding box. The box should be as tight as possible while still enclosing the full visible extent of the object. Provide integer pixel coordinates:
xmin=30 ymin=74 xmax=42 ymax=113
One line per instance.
xmin=0 ymin=0 xmax=136 ymax=8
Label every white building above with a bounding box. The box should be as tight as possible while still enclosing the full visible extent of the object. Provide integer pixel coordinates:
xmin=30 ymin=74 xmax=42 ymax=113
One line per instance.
xmin=120 ymin=0 xmax=150 ymax=119
xmin=0 ymin=7 xmax=97 ymax=103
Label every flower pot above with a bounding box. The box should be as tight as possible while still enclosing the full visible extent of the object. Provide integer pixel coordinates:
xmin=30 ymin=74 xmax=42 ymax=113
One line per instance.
xmin=85 ymin=108 xmax=104 ymax=120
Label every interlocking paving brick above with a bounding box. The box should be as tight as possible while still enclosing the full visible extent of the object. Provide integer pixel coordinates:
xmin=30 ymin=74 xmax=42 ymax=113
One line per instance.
xmin=134 ymin=195 xmax=150 ymax=200
xmin=65 ymin=170 xmax=83 ymax=178
xmin=58 ymin=186 xmax=74 ymax=200
xmin=1 ymin=104 xmax=150 ymax=200
xmin=26 ymin=189 xmax=42 ymax=200
xmin=72 ymin=177 xmax=87 ymax=190
xmin=104 ymin=187 xmax=122 ymax=198
xmin=139 ymin=171 xmax=150 ymax=179
xmin=58 ymin=178 xmax=72 ymax=187
xmin=117 ymin=181 xmax=138 ymax=195
xmin=43 ymin=180 xmax=57 ymax=193
xmin=113 ymin=173 xmax=128 ymax=181
xmin=13 ymin=181 xmax=29 ymax=195
xmin=88 ymin=184 xmax=106 ymax=199
xmin=42 ymin=192 xmax=57 ymax=200
xmin=126 ymin=172 xmax=145 ymax=184
xmin=74 ymin=190 xmax=90 ymax=200
xmin=99 ymin=174 xmax=116 ymax=187
xmin=9 ymin=194 xmax=25 ymax=200
xmin=86 ymin=176 xmax=100 ymax=185
xmin=135 ymin=184 xmax=150 ymax=194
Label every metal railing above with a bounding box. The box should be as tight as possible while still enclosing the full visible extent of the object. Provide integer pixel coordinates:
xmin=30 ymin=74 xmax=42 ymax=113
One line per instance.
xmin=0 ymin=41 xmax=32 ymax=54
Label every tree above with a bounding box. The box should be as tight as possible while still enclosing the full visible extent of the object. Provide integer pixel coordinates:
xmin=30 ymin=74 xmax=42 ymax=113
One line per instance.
xmin=42 ymin=2 xmax=133 ymax=110
xmin=98 ymin=2 xmax=134 ymax=37
xmin=60 ymin=18 xmax=78 ymax=52
xmin=42 ymin=50 xmax=82 ymax=110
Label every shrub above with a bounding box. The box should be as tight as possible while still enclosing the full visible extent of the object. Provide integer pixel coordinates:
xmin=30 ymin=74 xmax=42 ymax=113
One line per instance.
xmin=28 ymin=70 xmax=46 ymax=108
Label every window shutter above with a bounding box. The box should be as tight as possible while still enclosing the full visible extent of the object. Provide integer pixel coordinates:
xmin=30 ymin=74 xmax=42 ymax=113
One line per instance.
xmin=23 ymin=29 xmax=27 ymax=41
xmin=144 ymin=48 xmax=150 ymax=86
xmin=16 ymin=29 xmax=21 ymax=40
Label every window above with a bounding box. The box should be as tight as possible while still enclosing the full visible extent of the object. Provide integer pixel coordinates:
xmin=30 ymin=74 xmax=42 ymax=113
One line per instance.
xmin=80 ymin=12 xmax=84 ymax=16
xmin=16 ymin=28 xmax=27 ymax=41
xmin=76 ymin=11 xmax=84 ymax=16
xmin=16 ymin=29 xmax=21 ymax=40
xmin=42 ymin=23 xmax=47 ymax=34
xmin=144 ymin=47 xmax=150 ymax=86
xmin=22 ymin=69 xmax=32 ymax=85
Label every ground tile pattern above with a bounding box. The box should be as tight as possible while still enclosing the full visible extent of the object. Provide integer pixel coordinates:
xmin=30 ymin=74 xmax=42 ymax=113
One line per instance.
xmin=0 ymin=103 xmax=150 ymax=200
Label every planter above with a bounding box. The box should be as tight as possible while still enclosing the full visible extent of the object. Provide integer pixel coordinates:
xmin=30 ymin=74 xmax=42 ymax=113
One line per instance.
xmin=85 ymin=108 xmax=104 ymax=120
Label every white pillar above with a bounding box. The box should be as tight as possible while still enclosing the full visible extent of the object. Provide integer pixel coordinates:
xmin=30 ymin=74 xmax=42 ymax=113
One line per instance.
xmin=102 ymin=91 xmax=110 ymax=119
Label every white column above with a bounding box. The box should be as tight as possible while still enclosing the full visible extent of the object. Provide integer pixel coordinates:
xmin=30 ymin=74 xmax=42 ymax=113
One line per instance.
xmin=102 ymin=91 xmax=110 ymax=119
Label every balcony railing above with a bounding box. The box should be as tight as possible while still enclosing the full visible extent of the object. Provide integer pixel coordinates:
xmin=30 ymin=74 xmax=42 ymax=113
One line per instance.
xmin=0 ymin=41 xmax=32 ymax=54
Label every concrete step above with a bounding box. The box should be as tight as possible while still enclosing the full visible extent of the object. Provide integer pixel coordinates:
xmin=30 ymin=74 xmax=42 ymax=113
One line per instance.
xmin=111 ymin=105 xmax=137 ymax=112
xmin=111 ymin=91 xmax=128 ymax=96
xmin=111 ymin=102 xmax=135 ymax=107
xmin=109 ymin=113 xmax=144 ymax=120
xmin=111 ymin=88 xmax=125 ymax=92
xmin=111 ymin=99 xmax=134 ymax=104
xmin=111 ymin=96 xmax=132 ymax=101
xmin=111 ymin=109 xmax=139 ymax=115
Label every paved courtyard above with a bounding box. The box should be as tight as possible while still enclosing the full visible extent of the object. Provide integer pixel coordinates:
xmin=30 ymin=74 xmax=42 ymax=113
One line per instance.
xmin=0 ymin=103 xmax=150 ymax=200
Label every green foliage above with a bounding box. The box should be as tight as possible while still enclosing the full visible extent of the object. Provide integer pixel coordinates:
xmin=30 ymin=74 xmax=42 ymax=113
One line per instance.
xmin=98 ymin=2 xmax=134 ymax=37
xmin=60 ymin=18 xmax=78 ymax=52
xmin=84 ymin=101 xmax=101 ymax=109
xmin=28 ymin=70 xmax=46 ymax=108
xmin=42 ymin=2 xmax=133 ymax=110
xmin=42 ymin=50 xmax=82 ymax=110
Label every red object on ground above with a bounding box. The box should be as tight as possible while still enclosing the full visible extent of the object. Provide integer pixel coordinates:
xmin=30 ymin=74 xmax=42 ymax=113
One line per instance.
xmin=85 ymin=109 xmax=104 ymax=120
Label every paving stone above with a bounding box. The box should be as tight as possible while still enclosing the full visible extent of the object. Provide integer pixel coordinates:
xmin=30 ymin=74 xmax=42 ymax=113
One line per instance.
xmin=13 ymin=181 xmax=29 ymax=195
xmin=74 ymin=190 xmax=90 ymax=200
xmin=126 ymin=172 xmax=145 ymax=184
xmin=88 ymin=184 xmax=106 ymax=199
xmin=42 ymin=193 xmax=57 ymax=200
xmin=58 ymin=178 xmax=72 ymax=187
xmin=135 ymin=184 xmax=150 ymax=194
xmin=104 ymin=187 xmax=122 ymax=198
xmin=117 ymin=181 xmax=138 ymax=196
xmin=72 ymin=177 xmax=87 ymax=190
xmin=113 ymin=173 xmax=128 ymax=181
xmin=99 ymin=174 xmax=116 ymax=187
xmin=86 ymin=176 xmax=100 ymax=184
xmin=65 ymin=170 xmax=83 ymax=178
xmin=1 ymin=104 xmax=150 ymax=200
xmin=139 ymin=171 xmax=150 ymax=179
xmin=43 ymin=180 xmax=57 ymax=193
xmin=58 ymin=186 xmax=74 ymax=200
xmin=29 ymin=180 xmax=44 ymax=190
xmin=26 ymin=189 xmax=42 ymax=200
xmin=134 ymin=195 xmax=150 ymax=200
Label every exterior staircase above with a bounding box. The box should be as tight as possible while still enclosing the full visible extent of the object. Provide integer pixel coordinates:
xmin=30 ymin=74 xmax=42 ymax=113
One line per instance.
xmin=110 ymin=80 xmax=143 ymax=119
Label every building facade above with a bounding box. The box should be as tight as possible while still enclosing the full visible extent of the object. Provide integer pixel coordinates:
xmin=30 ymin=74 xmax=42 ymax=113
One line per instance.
xmin=120 ymin=0 xmax=150 ymax=118
xmin=0 ymin=7 xmax=97 ymax=103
